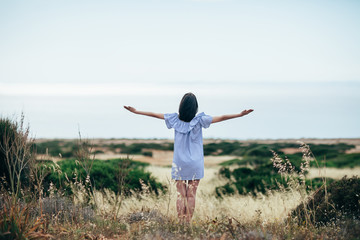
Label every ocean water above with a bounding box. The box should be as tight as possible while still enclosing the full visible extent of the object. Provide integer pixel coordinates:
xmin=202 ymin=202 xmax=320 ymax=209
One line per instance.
xmin=0 ymin=81 xmax=359 ymax=139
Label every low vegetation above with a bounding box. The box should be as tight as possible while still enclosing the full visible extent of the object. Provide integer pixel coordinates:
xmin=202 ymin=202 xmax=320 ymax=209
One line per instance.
xmin=44 ymin=158 xmax=166 ymax=197
xmin=1 ymin=115 xmax=360 ymax=239
xmin=293 ymin=175 xmax=360 ymax=226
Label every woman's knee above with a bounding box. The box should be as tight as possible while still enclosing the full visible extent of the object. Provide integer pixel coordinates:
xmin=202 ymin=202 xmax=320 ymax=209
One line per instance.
xmin=187 ymin=180 xmax=200 ymax=196
xmin=176 ymin=180 xmax=187 ymax=197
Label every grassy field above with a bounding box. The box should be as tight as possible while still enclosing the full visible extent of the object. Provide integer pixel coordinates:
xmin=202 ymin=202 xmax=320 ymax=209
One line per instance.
xmin=1 ymin=132 xmax=360 ymax=239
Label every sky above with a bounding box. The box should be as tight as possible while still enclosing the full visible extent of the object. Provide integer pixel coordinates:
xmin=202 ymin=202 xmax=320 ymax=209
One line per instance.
xmin=0 ymin=0 xmax=359 ymax=139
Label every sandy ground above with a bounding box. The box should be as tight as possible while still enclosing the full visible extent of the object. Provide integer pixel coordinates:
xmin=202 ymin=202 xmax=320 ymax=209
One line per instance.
xmin=93 ymin=151 xmax=237 ymax=167
xmin=307 ymin=167 xmax=360 ymax=179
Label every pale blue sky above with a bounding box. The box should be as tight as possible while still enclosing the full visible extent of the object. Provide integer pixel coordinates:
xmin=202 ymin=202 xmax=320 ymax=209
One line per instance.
xmin=0 ymin=0 xmax=359 ymax=139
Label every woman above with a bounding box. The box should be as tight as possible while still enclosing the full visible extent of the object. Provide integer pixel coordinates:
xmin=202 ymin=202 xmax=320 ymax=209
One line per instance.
xmin=124 ymin=92 xmax=253 ymax=222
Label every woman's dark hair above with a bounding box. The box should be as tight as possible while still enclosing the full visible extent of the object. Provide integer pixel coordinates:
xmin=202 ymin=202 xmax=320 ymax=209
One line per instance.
xmin=178 ymin=93 xmax=198 ymax=122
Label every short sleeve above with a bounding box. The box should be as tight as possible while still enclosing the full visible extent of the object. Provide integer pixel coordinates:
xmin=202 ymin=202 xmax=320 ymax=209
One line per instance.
xmin=200 ymin=114 xmax=212 ymax=128
xmin=164 ymin=113 xmax=178 ymax=129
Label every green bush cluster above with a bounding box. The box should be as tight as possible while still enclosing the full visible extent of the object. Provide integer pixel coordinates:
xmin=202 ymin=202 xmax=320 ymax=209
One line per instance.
xmin=213 ymin=141 xmax=359 ymax=169
xmin=35 ymin=139 xmax=360 ymax=169
xmin=321 ymin=153 xmax=360 ymax=168
xmin=204 ymin=142 xmax=300 ymax=157
xmin=117 ymin=143 xmax=173 ymax=155
xmin=215 ymin=142 xmax=353 ymax=197
xmin=293 ymin=176 xmax=360 ymax=226
xmin=216 ymin=163 xmax=290 ymax=196
xmin=307 ymin=143 xmax=354 ymax=158
xmin=44 ymin=158 xmax=166 ymax=196
xmin=34 ymin=140 xmax=78 ymax=158
xmin=35 ymin=141 xmax=174 ymax=158
xmin=204 ymin=141 xmax=243 ymax=156
xmin=216 ymin=163 xmax=337 ymax=197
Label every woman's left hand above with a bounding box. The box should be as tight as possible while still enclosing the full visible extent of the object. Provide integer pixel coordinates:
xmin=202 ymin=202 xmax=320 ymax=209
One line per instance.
xmin=124 ymin=106 xmax=137 ymax=113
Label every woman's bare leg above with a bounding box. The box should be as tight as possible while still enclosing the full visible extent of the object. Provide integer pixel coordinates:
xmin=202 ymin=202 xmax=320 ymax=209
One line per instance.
xmin=185 ymin=180 xmax=200 ymax=222
xmin=176 ymin=180 xmax=187 ymax=222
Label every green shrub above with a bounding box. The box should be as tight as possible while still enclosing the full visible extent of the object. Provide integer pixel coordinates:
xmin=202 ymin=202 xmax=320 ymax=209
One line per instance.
xmin=203 ymin=141 xmax=242 ymax=156
xmin=219 ymin=158 xmax=242 ymax=167
xmin=120 ymin=143 xmax=173 ymax=155
xmin=216 ymin=163 xmax=290 ymax=196
xmin=218 ymin=167 xmax=231 ymax=179
xmin=305 ymin=177 xmax=335 ymax=190
xmin=0 ymin=118 xmax=17 ymax=183
xmin=142 ymin=151 xmax=153 ymax=157
xmin=293 ymin=176 xmax=360 ymax=226
xmin=34 ymin=140 xmax=77 ymax=158
xmin=0 ymin=116 xmax=34 ymax=197
xmin=94 ymin=150 xmax=105 ymax=154
xmin=215 ymin=142 xmax=360 ymax=197
xmin=231 ymin=167 xmax=253 ymax=181
xmin=322 ymin=153 xmax=360 ymax=168
xmin=243 ymin=144 xmax=273 ymax=158
xmin=204 ymin=142 xmax=302 ymax=157
xmin=219 ymin=157 xmax=270 ymax=167
xmin=215 ymin=183 xmax=235 ymax=196
xmin=44 ymin=158 xmax=165 ymax=196
xmin=307 ymin=143 xmax=355 ymax=159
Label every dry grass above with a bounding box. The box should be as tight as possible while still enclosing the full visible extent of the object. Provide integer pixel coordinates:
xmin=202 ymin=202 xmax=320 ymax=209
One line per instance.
xmin=3 ymin=132 xmax=360 ymax=239
xmin=141 ymin=165 xmax=302 ymax=223
xmin=92 ymin=166 xmax=300 ymax=224
xmin=2 ymin=164 xmax=359 ymax=239
xmin=49 ymin=163 xmax=358 ymax=239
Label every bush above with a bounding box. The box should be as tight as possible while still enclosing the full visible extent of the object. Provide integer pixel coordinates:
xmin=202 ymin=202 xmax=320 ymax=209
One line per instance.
xmin=216 ymin=163 xmax=290 ymax=196
xmin=219 ymin=157 xmax=269 ymax=167
xmin=0 ymin=115 xmax=34 ymax=197
xmin=293 ymin=176 xmax=360 ymax=226
xmin=243 ymin=144 xmax=273 ymax=158
xmin=305 ymin=177 xmax=335 ymax=190
xmin=307 ymin=143 xmax=355 ymax=159
xmin=215 ymin=183 xmax=235 ymax=196
xmin=142 ymin=151 xmax=153 ymax=157
xmin=0 ymin=118 xmax=17 ymax=183
xmin=44 ymin=158 xmax=166 ymax=196
xmin=34 ymin=140 xmax=77 ymax=158
xmin=321 ymin=153 xmax=360 ymax=168
xmin=120 ymin=143 xmax=173 ymax=155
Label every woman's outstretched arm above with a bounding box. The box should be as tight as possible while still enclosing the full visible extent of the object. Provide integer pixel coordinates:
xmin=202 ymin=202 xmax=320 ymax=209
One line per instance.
xmin=124 ymin=106 xmax=165 ymax=120
xmin=212 ymin=109 xmax=254 ymax=123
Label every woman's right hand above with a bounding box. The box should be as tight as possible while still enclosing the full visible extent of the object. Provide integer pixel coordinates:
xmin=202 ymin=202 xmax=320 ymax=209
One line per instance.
xmin=239 ymin=109 xmax=254 ymax=117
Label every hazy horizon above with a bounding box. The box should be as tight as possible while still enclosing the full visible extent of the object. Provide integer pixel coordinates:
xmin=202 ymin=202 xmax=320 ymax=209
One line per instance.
xmin=1 ymin=81 xmax=359 ymax=140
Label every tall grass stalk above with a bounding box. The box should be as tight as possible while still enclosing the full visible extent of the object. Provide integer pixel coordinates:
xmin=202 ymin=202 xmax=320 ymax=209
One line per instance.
xmin=270 ymin=142 xmax=335 ymax=229
xmin=74 ymin=131 xmax=97 ymax=208
xmin=113 ymin=158 xmax=130 ymax=219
